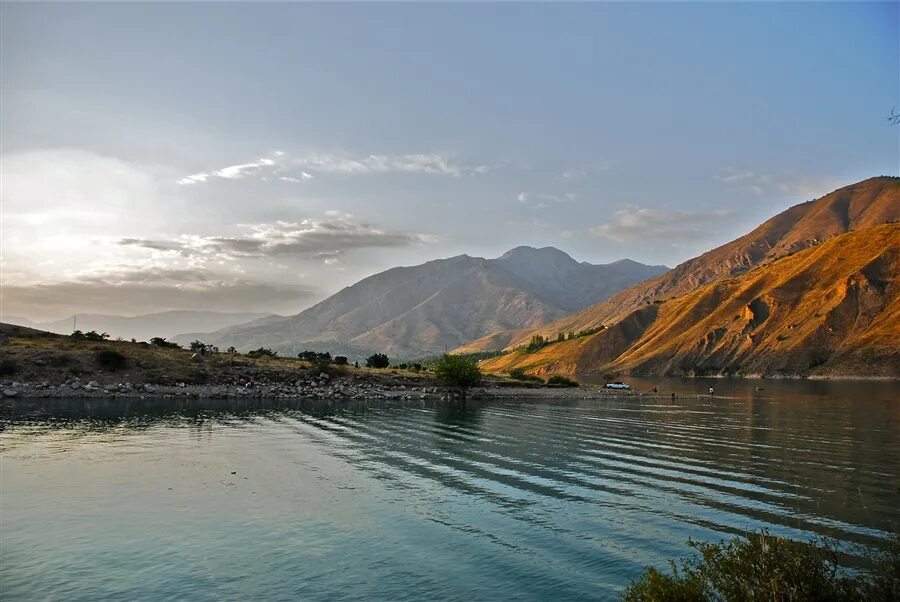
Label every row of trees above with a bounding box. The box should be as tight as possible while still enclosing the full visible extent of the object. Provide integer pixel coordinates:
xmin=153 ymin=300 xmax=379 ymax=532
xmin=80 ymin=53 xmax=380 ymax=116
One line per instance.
xmin=522 ymin=325 xmax=608 ymax=353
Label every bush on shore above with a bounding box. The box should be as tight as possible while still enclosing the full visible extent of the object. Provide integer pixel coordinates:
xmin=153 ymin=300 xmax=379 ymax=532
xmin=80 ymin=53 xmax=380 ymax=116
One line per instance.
xmin=547 ymin=374 xmax=578 ymax=387
xmin=433 ymin=354 xmax=482 ymax=388
xmin=622 ymin=530 xmax=899 ymax=601
xmin=365 ymin=353 xmax=390 ymax=369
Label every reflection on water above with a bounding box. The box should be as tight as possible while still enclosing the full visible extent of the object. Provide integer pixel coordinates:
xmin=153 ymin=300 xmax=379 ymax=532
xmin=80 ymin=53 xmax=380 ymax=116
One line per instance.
xmin=2 ymin=391 xmax=898 ymax=601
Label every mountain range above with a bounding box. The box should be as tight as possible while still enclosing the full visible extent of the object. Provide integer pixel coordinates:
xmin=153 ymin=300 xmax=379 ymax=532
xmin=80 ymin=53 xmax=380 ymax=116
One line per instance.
xmin=2 ymin=311 xmax=273 ymax=343
xmin=174 ymin=248 xmax=668 ymax=358
xmin=478 ymin=176 xmax=900 ymax=377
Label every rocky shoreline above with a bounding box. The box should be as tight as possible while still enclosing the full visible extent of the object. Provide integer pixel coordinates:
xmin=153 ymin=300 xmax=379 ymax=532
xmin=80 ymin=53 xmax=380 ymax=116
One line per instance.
xmin=0 ymin=373 xmax=661 ymax=403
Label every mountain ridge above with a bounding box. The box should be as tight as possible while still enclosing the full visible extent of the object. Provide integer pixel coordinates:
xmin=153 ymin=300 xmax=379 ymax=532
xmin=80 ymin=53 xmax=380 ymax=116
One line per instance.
xmin=175 ymin=247 xmax=668 ymax=358
xmin=479 ymin=222 xmax=900 ymax=378
xmin=461 ymin=176 xmax=900 ymax=353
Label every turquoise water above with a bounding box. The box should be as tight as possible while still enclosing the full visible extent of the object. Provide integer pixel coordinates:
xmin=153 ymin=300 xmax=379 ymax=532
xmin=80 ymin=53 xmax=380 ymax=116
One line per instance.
xmin=2 ymin=391 xmax=898 ymax=600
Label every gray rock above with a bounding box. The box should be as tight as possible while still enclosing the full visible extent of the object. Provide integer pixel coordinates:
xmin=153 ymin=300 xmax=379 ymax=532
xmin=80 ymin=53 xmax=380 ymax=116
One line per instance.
xmin=2 ymin=388 xmax=19 ymax=398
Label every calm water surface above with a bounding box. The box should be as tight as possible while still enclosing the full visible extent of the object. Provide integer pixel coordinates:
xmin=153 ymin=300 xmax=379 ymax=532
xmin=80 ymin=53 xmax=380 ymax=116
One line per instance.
xmin=2 ymin=383 xmax=898 ymax=601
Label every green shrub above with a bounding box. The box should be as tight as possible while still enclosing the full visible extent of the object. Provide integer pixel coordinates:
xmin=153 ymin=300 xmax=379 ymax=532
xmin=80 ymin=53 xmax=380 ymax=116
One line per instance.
xmin=298 ymin=350 xmax=332 ymax=362
xmin=365 ymin=353 xmax=390 ymax=368
xmin=434 ymin=354 xmax=482 ymax=388
xmin=149 ymin=337 xmax=181 ymax=349
xmin=248 ymin=347 xmax=278 ymax=358
xmin=547 ymin=374 xmax=578 ymax=387
xmin=622 ymin=530 xmax=899 ymax=601
xmin=333 ymin=356 xmax=349 ymax=365
xmin=509 ymin=368 xmax=543 ymax=383
xmin=94 ymin=349 xmax=128 ymax=371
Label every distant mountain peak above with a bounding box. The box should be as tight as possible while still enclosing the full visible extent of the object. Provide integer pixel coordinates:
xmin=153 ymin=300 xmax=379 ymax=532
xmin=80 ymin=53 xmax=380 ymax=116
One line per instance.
xmin=497 ymin=245 xmax=574 ymax=261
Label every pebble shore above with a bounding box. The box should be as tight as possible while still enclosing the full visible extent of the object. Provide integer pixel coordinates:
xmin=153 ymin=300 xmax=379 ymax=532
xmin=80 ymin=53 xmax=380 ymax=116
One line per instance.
xmin=0 ymin=373 xmax=651 ymax=402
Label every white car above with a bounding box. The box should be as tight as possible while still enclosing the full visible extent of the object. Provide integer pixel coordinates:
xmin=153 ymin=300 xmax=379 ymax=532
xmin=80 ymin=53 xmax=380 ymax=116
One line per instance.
xmin=604 ymin=381 xmax=631 ymax=390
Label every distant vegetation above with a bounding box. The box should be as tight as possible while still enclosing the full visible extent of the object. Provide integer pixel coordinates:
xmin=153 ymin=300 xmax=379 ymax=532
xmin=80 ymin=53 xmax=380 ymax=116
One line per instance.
xmin=433 ymin=354 xmax=482 ymax=388
xmin=70 ymin=330 xmax=110 ymax=342
xmin=247 ymin=347 xmax=278 ymax=358
xmin=365 ymin=353 xmax=390 ymax=369
xmin=149 ymin=337 xmax=181 ymax=349
xmin=297 ymin=350 xmax=333 ymax=362
xmin=520 ymin=325 xmax=607 ymax=354
xmin=622 ymin=530 xmax=899 ymax=602
xmin=189 ymin=340 xmax=218 ymax=354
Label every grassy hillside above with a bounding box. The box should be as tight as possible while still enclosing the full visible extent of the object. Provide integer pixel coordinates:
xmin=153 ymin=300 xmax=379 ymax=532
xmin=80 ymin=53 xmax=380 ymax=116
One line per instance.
xmin=481 ymin=223 xmax=900 ymax=378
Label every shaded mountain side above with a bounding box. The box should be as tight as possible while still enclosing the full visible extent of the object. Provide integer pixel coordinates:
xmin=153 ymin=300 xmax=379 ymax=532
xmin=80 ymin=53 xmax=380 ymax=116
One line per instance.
xmin=480 ymin=223 xmax=900 ymax=378
xmin=482 ymin=176 xmax=900 ymax=352
xmin=179 ymin=247 xmax=667 ymax=359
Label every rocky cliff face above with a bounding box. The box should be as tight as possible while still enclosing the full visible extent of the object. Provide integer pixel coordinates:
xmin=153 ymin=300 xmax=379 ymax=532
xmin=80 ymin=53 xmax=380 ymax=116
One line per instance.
xmin=480 ymin=223 xmax=900 ymax=378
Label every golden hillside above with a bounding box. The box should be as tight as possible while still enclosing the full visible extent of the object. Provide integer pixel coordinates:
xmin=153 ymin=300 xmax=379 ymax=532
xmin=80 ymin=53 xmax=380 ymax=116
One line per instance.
xmin=466 ymin=176 xmax=900 ymax=354
xmin=480 ymin=223 xmax=900 ymax=378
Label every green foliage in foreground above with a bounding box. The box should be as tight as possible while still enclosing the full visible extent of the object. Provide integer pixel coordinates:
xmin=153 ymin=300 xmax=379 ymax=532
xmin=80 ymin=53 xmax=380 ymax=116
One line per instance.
xmin=622 ymin=530 xmax=899 ymax=601
xmin=433 ymin=354 xmax=482 ymax=388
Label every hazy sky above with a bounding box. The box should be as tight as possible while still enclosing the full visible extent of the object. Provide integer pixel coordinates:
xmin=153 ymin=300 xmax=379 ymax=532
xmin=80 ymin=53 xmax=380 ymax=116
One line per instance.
xmin=2 ymin=2 xmax=897 ymax=321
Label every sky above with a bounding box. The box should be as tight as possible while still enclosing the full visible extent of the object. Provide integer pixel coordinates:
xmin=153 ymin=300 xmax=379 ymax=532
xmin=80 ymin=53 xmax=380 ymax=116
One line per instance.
xmin=2 ymin=2 xmax=898 ymax=321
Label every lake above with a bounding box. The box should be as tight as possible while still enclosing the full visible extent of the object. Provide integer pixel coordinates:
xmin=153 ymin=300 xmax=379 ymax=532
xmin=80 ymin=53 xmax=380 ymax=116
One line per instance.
xmin=2 ymin=383 xmax=898 ymax=601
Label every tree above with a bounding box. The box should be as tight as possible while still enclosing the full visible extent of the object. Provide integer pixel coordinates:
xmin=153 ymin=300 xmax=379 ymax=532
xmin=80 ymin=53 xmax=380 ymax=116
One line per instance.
xmin=71 ymin=330 xmax=109 ymax=342
xmin=526 ymin=334 xmax=546 ymax=352
xmin=298 ymin=350 xmax=332 ymax=362
xmin=557 ymin=332 xmax=565 ymax=342
xmin=365 ymin=353 xmax=390 ymax=368
xmin=434 ymin=354 xmax=482 ymax=388
xmin=333 ymin=356 xmax=349 ymax=365
xmin=226 ymin=346 xmax=237 ymax=354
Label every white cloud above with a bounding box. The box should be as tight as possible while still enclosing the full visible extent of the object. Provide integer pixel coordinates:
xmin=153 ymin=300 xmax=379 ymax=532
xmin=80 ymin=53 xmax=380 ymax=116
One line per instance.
xmin=517 ymin=191 xmax=576 ymax=206
xmin=715 ymin=168 xmax=851 ymax=200
xmin=590 ymin=206 xmax=732 ymax=242
xmin=279 ymin=172 xmax=313 ymax=183
xmin=215 ymin=157 xmax=275 ymax=179
xmin=117 ymin=214 xmax=428 ymax=262
xmin=177 ymin=151 xmax=489 ymax=184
